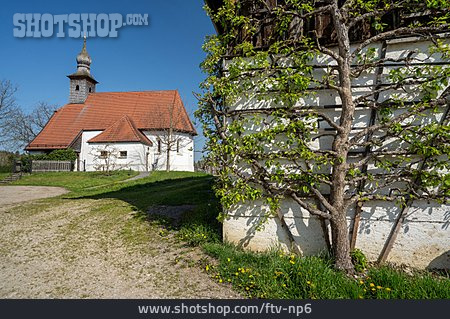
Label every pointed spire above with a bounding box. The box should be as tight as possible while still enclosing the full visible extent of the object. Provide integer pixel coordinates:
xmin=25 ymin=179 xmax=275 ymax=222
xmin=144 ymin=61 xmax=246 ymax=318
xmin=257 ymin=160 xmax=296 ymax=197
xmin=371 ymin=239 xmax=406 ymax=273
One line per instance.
xmin=81 ymin=33 xmax=87 ymax=54
xmin=75 ymin=35 xmax=92 ymax=74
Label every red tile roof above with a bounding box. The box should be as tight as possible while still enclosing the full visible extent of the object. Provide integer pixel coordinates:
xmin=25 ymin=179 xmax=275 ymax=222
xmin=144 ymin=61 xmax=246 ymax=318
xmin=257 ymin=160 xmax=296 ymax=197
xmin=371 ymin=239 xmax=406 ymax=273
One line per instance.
xmin=88 ymin=115 xmax=153 ymax=146
xmin=26 ymin=90 xmax=196 ymax=150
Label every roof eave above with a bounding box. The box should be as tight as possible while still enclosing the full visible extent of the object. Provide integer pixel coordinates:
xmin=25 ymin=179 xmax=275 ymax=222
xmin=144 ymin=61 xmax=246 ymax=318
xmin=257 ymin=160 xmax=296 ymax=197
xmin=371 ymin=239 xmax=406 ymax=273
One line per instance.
xmin=67 ymin=73 xmax=99 ymax=84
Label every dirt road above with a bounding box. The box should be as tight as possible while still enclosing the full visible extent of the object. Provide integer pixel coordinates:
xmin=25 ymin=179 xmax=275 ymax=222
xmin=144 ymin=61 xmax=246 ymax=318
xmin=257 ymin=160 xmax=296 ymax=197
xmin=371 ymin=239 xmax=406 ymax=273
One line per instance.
xmin=0 ymin=191 xmax=239 ymax=298
xmin=0 ymin=186 xmax=68 ymax=206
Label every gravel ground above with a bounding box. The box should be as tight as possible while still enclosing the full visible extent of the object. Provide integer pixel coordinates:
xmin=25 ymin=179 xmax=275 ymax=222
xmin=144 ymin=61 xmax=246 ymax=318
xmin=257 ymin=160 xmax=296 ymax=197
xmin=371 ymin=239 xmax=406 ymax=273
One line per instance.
xmin=0 ymin=186 xmax=68 ymax=206
xmin=0 ymin=191 xmax=239 ymax=299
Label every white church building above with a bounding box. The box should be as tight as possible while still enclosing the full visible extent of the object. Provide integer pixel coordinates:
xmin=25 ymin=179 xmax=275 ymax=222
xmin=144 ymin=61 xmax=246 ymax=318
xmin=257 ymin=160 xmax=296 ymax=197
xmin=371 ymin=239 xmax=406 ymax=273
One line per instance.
xmin=26 ymin=38 xmax=196 ymax=172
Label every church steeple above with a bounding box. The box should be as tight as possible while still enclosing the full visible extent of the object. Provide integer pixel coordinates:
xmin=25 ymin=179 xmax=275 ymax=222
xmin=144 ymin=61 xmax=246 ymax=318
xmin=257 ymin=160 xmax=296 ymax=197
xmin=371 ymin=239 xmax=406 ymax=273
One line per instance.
xmin=76 ymin=36 xmax=92 ymax=75
xmin=67 ymin=36 xmax=98 ymax=104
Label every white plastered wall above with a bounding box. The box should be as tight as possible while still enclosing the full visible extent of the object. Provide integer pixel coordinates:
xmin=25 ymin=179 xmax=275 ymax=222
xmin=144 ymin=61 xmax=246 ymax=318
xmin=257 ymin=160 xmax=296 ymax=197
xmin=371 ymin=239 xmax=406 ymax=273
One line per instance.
xmin=223 ymin=36 xmax=450 ymax=269
xmin=77 ymin=130 xmax=194 ymax=172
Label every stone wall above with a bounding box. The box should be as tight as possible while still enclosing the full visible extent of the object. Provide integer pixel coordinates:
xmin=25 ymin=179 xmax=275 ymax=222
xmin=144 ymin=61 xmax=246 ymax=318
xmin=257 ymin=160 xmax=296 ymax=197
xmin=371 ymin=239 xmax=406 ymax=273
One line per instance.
xmin=69 ymin=78 xmax=96 ymax=104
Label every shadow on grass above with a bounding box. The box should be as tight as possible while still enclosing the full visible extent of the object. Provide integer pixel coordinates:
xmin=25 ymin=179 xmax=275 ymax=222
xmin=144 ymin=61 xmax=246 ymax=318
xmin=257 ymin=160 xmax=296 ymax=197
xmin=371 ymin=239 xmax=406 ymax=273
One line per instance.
xmin=74 ymin=174 xmax=222 ymax=239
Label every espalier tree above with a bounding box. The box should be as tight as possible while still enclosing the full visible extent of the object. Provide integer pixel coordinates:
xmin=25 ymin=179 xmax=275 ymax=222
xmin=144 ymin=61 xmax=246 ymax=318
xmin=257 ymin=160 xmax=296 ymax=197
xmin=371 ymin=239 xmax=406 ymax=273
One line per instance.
xmin=196 ymin=0 xmax=450 ymax=272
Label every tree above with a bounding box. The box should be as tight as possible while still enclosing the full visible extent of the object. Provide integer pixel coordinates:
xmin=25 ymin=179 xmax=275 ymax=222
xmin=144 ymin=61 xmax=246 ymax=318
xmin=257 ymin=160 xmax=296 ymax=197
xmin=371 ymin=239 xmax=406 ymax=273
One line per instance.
xmin=89 ymin=144 xmax=128 ymax=174
xmin=0 ymin=80 xmax=18 ymax=148
xmin=154 ymin=97 xmax=191 ymax=172
xmin=6 ymin=101 xmax=57 ymax=151
xmin=197 ymin=0 xmax=450 ymax=272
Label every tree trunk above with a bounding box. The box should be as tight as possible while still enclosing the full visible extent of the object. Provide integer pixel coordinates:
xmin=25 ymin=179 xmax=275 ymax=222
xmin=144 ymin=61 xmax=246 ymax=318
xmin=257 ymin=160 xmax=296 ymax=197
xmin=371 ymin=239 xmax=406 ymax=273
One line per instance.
xmin=165 ymin=125 xmax=173 ymax=172
xmin=165 ymin=147 xmax=170 ymax=172
xmin=328 ymin=3 xmax=355 ymax=273
xmin=330 ymin=214 xmax=354 ymax=272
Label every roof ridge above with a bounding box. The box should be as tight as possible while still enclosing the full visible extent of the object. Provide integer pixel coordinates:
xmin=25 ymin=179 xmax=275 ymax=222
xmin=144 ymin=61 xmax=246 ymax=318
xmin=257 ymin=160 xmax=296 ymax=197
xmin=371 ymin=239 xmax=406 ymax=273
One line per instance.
xmin=122 ymin=115 xmax=142 ymax=141
xmin=88 ymin=90 xmax=178 ymax=95
xmin=173 ymin=90 xmax=197 ymax=134
xmin=123 ymin=115 xmax=153 ymax=146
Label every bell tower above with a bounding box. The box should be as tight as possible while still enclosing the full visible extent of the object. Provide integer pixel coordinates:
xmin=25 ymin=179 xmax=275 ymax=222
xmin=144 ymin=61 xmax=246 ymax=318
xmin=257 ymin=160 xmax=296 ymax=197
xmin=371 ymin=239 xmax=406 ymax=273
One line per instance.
xmin=67 ymin=36 xmax=98 ymax=104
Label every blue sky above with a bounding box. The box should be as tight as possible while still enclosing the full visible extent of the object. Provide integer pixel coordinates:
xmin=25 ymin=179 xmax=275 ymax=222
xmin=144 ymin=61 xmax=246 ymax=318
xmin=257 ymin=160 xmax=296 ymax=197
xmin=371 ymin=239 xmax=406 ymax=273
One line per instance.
xmin=0 ymin=0 xmax=215 ymax=160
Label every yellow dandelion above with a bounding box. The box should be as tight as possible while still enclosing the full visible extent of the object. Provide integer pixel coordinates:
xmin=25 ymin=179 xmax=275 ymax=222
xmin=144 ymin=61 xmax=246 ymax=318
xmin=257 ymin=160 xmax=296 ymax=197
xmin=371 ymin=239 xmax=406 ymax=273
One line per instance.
xmin=306 ymin=281 xmax=311 ymax=285
xmin=228 ymin=279 xmax=231 ymax=282
xmin=359 ymin=280 xmax=364 ymax=285
xmin=235 ymin=272 xmax=239 ymax=276
xmin=371 ymin=288 xmax=376 ymax=291
xmin=385 ymin=288 xmax=391 ymax=292
xmin=369 ymin=283 xmax=375 ymax=287
xmin=245 ymin=287 xmax=250 ymax=291
xmin=205 ymin=265 xmax=209 ymax=271
xmin=359 ymin=295 xmax=363 ymax=299
xmin=377 ymin=286 xmax=382 ymax=289
xmin=289 ymin=260 xmax=295 ymax=264
xmin=282 ymin=284 xmax=286 ymax=287
xmin=219 ymin=279 xmax=223 ymax=283
xmin=227 ymin=258 xmax=231 ymax=262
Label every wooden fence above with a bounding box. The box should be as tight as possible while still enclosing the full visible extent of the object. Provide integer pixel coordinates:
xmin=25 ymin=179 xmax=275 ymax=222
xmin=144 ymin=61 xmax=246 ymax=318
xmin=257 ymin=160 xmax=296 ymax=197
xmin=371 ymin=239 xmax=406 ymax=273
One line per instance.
xmin=31 ymin=160 xmax=73 ymax=172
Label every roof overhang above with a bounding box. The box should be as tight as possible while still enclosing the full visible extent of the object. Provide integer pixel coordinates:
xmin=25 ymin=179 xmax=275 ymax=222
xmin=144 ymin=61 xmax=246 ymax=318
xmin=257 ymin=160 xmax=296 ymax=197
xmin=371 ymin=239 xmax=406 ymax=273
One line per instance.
xmin=67 ymin=72 xmax=98 ymax=84
xmin=204 ymin=0 xmax=225 ymax=34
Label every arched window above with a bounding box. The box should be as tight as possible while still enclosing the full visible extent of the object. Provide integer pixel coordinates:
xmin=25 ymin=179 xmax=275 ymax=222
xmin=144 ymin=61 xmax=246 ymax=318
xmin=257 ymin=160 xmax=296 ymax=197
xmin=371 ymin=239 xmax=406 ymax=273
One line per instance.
xmin=176 ymin=139 xmax=180 ymax=153
xmin=157 ymin=139 xmax=161 ymax=153
xmin=75 ymin=85 xmax=80 ymax=91
xmin=89 ymin=87 xmax=92 ymax=93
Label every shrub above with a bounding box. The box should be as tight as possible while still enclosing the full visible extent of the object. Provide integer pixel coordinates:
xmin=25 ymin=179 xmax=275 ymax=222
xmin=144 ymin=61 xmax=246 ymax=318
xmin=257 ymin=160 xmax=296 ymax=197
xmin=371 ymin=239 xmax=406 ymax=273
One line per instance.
xmin=351 ymin=249 xmax=368 ymax=273
xmin=21 ymin=149 xmax=77 ymax=172
xmin=45 ymin=149 xmax=77 ymax=161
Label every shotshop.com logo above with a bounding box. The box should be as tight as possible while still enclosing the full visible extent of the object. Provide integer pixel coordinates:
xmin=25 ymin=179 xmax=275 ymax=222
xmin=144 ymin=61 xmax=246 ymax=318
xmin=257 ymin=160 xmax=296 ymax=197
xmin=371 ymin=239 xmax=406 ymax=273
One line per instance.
xmin=13 ymin=13 xmax=149 ymax=38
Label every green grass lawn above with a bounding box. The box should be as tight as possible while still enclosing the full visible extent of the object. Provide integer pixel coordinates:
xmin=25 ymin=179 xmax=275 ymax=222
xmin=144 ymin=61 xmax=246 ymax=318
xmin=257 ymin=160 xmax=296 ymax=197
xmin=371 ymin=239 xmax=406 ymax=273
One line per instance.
xmin=9 ymin=170 xmax=450 ymax=299
xmin=201 ymin=243 xmax=449 ymax=299
xmin=0 ymin=172 xmax=10 ymax=181
xmin=12 ymin=170 xmax=138 ymax=191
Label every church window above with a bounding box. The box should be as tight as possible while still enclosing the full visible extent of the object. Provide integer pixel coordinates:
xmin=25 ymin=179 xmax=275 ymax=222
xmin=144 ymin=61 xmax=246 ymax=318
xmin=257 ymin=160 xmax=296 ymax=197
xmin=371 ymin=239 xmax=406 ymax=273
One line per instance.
xmin=177 ymin=139 xmax=181 ymax=153
xmin=100 ymin=151 xmax=108 ymax=158
xmin=89 ymin=87 xmax=92 ymax=93
xmin=157 ymin=139 xmax=161 ymax=153
xmin=75 ymin=85 xmax=80 ymax=91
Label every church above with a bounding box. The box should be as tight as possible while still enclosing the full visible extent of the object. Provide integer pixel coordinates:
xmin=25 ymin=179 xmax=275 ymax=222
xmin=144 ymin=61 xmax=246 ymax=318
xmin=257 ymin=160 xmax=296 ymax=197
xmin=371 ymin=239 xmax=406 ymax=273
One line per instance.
xmin=26 ymin=38 xmax=196 ymax=172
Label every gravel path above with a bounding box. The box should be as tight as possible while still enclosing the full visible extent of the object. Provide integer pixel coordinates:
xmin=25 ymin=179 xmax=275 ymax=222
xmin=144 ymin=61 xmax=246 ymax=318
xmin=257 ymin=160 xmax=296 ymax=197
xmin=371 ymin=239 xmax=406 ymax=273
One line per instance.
xmin=124 ymin=171 xmax=150 ymax=182
xmin=0 ymin=196 xmax=239 ymax=298
xmin=0 ymin=186 xmax=68 ymax=206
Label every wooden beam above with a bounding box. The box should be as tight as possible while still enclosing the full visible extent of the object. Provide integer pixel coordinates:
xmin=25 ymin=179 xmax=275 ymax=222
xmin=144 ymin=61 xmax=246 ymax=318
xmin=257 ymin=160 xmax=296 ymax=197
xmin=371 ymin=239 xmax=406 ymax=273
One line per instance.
xmin=349 ymin=202 xmax=362 ymax=250
xmin=276 ymin=208 xmax=302 ymax=255
xmin=377 ymin=204 xmax=410 ymax=263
